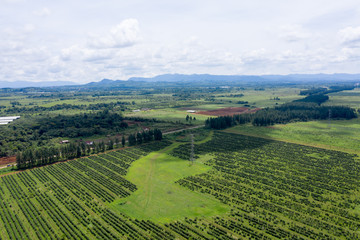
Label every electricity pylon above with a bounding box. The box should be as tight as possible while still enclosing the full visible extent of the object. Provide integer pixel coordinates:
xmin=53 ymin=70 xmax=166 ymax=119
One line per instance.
xmin=190 ymin=134 xmax=194 ymax=164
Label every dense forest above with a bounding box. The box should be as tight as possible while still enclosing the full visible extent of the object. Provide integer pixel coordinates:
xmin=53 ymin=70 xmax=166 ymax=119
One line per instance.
xmin=206 ymin=103 xmax=357 ymax=129
xmin=36 ymin=110 xmax=128 ymax=138
xmin=2 ymin=101 xmax=131 ymax=114
xmin=0 ymin=111 xmax=159 ymax=157
xmin=293 ymin=94 xmax=329 ymax=105
xmin=299 ymin=85 xmax=355 ymax=95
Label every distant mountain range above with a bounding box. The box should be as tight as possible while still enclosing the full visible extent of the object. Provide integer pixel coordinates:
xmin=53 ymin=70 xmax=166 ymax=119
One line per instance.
xmin=89 ymin=73 xmax=360 ymax=84
xmin=0 ymin=80 xmax=77 ymax=88
xmin=84 ymin=73 xmax=360 ymax=88
xmin=1 ymin=73 xmax=360 ymax=89
xmin=131 ymin=73 xmax=360 ymax=82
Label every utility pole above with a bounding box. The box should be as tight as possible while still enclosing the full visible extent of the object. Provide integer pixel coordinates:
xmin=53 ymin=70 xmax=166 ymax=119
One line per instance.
xmin=328 ymin=109 xmax=332 ymax=129
xmin=190 ymin=134 xmax=194 ymax=164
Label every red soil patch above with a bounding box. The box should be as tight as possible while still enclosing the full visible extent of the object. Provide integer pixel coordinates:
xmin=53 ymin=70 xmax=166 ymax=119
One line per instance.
xmin=0 ymin=156 xmax=16 ymax=167
xmin=196 ymin=107 xmax=261 ymax=116
xmin=123 ymin=120 xmax=139 ymax=126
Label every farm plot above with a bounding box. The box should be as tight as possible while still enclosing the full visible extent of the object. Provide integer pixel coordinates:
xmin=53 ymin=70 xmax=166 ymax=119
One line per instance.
xmin=1 ymin=131 xmax=360 ymax=239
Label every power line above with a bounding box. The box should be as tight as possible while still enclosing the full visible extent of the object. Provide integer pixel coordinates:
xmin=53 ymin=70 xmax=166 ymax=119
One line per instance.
xmin=190 ymin=134 xmax=194 ymax=164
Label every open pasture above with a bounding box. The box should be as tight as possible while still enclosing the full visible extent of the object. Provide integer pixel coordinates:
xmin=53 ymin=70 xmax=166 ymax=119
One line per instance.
xmin=323 ymin=88 xmax=360 ymax=109
xmin=213 ymin=87 xmax=303 ymax=108
xmin=224 ymin=118 xmax=360 ymax=154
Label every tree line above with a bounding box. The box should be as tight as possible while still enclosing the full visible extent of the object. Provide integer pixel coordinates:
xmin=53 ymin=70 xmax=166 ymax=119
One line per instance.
xmin=16 ymin=129 xmax=163 ymax=170
xmin=205 ymin=103 xmax=357 ymax=129
xmin=2 ymin=101 xmax=130 ymax=114
xmin=127 ymin=129 xmax=163 ymax=146
xmin=299 ymin=85 xmax=355 ymax=96
xmin=293 ymin=94 xmax=329 ymax=105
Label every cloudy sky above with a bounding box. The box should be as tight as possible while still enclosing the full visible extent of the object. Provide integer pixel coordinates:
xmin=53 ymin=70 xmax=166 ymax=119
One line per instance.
xmin=1 ymin=0 xmax=360 ymax=83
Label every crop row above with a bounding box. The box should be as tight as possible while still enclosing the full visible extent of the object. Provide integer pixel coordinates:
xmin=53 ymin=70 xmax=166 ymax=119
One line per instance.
xmin=173 ymin=132 xmax=360 ymax=239
xmin=2 ymin=134 xmax=358 ymax=239
xmin=0 ymin=142 xmax=194 ymax=239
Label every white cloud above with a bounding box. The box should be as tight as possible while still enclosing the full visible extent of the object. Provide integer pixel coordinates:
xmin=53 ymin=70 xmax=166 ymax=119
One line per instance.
xmin=338 ymin=26 xmax=360 ymax=47
xmin=24 ymin=24 xmax=35 ymax=32
xmin=334 ymin=47 xmax=360 ymax=62
xmin=243 ymin=48 xmax=267 ymax=62
xmin=88 ymin=19 xmax=140 ymax=49
xmin=61 ymin=45 xmax=114 ymax=62
xmin=33 ymin=7 xmax=51 ymax=17
xmin=60 ymin=45 xmax=80 ymax=61
xmin=1 ymin=0 xmax=24 ymax=3
xmin=279 ymin=24 xmax=309 ymax=42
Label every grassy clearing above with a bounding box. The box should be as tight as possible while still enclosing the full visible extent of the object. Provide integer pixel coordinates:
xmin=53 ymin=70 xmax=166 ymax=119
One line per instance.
xmin=214 ymin=88 xmax=303 ymax=108
xmin=111 ymin=143 xmax=229 ymax=223
xmin=223 ymin=119 xmax=360 ymax=154
xmin=191 ymin=103 xmax=237 ymax=110
xmin=126 ymin=108 xmax=208 ymax=124
xmin=0 ymin=167 xmax=15 ymax=176
xmin=166 ymin=128 xmax=213 ymax=143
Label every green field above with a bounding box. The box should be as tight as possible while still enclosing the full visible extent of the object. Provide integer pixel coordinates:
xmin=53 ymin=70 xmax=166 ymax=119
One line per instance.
xmin=214 ymin=87 xmax=303 ymax=108
xmin=126 ymin=108 xmax=208 ymax=124
xmin=323 ymin=88 xmax=360 ymax=109
xmin=0 ymin=167 xmax=13 ymax=176
xmin=223 ymin=118 xmax=360 ymax=154
xmin=112 ymin=143 xmax=229 ymax=223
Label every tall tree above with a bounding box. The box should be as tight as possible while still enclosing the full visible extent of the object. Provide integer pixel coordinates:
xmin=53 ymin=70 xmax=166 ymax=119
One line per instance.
xmin=128 ymin=134 xmax=136 ymax=146
xmin=136 ymin=132 xmax=143 ymax=144
xmin=108 ymin=139 xmax=114 ymax=150
xmin=121 ymin=135 xmax=126 ymax=147
xmin=154 ymin=129 xmax=163 ymax=141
